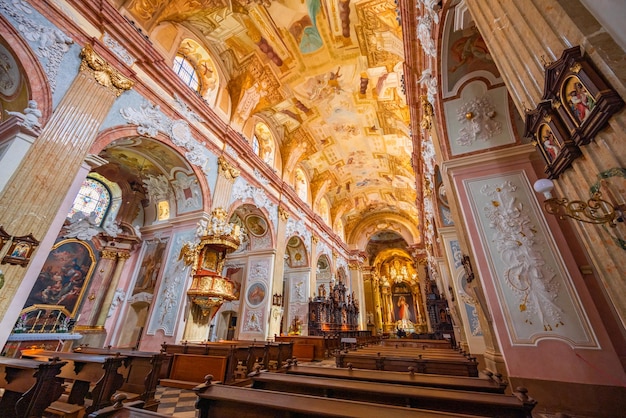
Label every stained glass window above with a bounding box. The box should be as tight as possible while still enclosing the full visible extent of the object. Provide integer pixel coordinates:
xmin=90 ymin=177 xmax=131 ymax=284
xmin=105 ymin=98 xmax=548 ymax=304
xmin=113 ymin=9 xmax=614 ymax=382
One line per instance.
xmin=68 ymin=178 xmax=111 ymax=225
xmin=173 ymin=55 xmax=199 ymax=91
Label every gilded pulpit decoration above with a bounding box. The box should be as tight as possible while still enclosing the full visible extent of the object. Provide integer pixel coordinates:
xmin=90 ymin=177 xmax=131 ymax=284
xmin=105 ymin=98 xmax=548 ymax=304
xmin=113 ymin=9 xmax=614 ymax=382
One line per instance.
xmin=181 ymin=208 xmax=243 ymax=319
xmin=80 ymin=44 xmax=134 ymax=97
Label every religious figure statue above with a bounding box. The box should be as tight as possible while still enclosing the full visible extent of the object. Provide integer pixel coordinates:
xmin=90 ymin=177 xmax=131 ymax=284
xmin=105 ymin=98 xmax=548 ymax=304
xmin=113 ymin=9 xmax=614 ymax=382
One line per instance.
xmin=64 ymin=211 xmax=100 ymax=240
xmin=5 ymin=100 xmax=42 ymax=131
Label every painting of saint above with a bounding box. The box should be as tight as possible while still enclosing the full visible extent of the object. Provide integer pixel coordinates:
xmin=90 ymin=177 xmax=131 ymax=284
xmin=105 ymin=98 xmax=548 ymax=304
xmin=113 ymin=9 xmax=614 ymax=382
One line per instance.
xmin=24 ymin=239 xmax=95 ymax=316
xmin=538 ymin=125 xmax=560 ymax=163
xmin=564 ymin=77 xmax=595 ymax=124
xmin=446 ymin=25 xmax=500 ymax=92
xmin=392 ymin=293 xmax=415 ymax=325
xmin=246 ymin=215 xmax=268 ymax=237
xmin=133 ymin=239 xmax=168 ymax=295
xmin=247 ymin=282 xmax=266 ymax=307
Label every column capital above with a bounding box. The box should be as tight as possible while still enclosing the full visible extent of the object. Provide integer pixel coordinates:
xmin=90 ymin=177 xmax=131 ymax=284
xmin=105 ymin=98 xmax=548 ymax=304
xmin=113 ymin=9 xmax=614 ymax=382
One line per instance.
xmin=80 ymin=44 xmax=134 ymax=97
xmin=218 ymin=156 xmax=240 ymax=179
xmin=100 ymin=249 xmax=118 ymax=260
xmin=118 ymin=251 xmax=131 ymax=260
xmin=278 ymin=205 xmax=290 ymax=221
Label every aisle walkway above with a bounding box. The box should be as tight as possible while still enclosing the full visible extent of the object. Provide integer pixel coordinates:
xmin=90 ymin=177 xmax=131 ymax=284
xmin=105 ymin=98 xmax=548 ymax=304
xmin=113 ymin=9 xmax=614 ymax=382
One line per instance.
xmin=154 ymin=359 xmax=335 ymax=417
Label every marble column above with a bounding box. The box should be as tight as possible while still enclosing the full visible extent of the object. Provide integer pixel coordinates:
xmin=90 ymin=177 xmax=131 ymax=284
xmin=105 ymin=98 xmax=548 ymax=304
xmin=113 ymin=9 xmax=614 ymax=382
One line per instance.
xmin=466 ymin=0 xmax=626 ymax=329
xmin=269 ymin=205 xmax=289 ymax=339
xmin=214 ymin=156 xmax=240 ymax=208
xmin=96 ymin=251 xmax=131 ymax=327
xmin=0 ymin=44 xmax=133 ymax=343
xmin=76 ymin=249 xmax=118 ymax=328
xmin=348 ymin=254 xmax=367 ymax=329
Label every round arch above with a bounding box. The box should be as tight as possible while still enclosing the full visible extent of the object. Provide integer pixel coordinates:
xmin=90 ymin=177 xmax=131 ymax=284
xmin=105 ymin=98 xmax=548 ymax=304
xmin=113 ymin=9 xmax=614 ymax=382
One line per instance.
xmin=91 ymin=125 xmax=211 ymax=214
xmin=0 ymin=15 xmax=53 ymax=122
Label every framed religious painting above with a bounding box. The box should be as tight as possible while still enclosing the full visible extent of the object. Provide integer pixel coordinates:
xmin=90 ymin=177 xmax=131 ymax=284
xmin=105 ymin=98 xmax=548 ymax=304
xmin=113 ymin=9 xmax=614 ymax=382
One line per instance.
xmin=524 ymin=100 xmax=581 ymax=179
xmin=2 ymin=233 xmax=40 ymax=267
xmin=542 ymin=46 xmax=624 ymax=145
xmin=23 ymin=238 xmax=96 ymax=317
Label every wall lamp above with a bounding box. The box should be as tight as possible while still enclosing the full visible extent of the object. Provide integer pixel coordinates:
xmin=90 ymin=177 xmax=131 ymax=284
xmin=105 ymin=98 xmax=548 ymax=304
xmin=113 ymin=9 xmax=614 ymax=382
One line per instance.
xmin=533 ymin=178 xmax=624 ymax=227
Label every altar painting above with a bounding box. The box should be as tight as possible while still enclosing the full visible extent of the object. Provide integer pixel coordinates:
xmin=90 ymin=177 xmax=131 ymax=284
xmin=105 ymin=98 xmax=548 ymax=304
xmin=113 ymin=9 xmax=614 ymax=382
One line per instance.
xmin=392 ymin=292 xmax=416 ymax=331
xmin=24 ymin=239 xmax=96 ymax=317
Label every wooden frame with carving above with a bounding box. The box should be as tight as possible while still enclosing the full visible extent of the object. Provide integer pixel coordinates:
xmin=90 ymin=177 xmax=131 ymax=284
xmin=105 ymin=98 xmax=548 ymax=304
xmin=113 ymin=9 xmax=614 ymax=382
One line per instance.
xmin=542 ymin=46 xmax=624 ymax=145
xmin=2 ymin=233 xmax=39 ymax=267
xmin=524 ymin=100 xmax=581 ymax=179
xmin=461 ymin=254 xmax=475 ymax=284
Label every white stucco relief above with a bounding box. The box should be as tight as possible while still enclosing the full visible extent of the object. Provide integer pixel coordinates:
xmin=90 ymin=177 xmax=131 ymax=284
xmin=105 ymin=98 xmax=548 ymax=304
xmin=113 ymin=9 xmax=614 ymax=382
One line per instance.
xmin=231 ymin=176 xmax=278 ymax=231
xmin=0 ymin=0 xmax=74 ymax=93
xmin=120 ymin=102 xmax=211 ymax=174
xmin=466 ymin=174 xmax=597 ymax=347
xmin=456 ymin=95 xmax=501 ymax=146
xmin=147 ymin=230 xmax=195 ymax=336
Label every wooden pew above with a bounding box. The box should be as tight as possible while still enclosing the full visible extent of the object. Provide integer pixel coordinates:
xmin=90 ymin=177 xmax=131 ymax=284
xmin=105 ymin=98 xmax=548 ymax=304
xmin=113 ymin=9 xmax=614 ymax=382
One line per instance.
xmin=335 ymin=351 xmax=479 ymax=377
xmin=250 ymin=371 xmax=536 ymax=417
xmin=381 ymin=339 xmax=452 ymax=349
xmin=73 ymin=346 xmax=165 ymax=411
xmin=88 ymin=394 xmax=170 ymax=417
xmin=353 ymin=346 xmax=471 ymax=361
xmin=160 ymin=340 xmax=294 ymax=381
xmin=194 ymin=376 xmax=480 ymax=418
xmin=19 ymin=349 xmax=126 ymax=414
xmin=0 ymin=357 xmax=67 ymax=418
xmin=159 ymin=353 xmax=228 ymax=389
xmin=274 ymin=335 xmax=330 ymax=361
xmin=285 ymin=364 xmax=507 ymax=394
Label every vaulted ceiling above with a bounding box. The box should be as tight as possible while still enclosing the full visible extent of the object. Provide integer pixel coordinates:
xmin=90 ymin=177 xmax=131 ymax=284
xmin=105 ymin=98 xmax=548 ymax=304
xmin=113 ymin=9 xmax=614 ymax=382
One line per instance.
xmin=116 ymin=0 xmax=423 ymax=247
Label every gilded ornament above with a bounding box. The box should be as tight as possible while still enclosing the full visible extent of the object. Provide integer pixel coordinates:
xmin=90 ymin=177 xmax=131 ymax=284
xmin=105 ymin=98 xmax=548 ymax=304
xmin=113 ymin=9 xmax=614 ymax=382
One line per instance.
xmin=80 ymin=44 xmax=134 ymax=97
xmin=278 ymin=206 xmax=290 ymax=221
xmin=218 ymin=156 xmax=240 ymax=179
xmin=101 ymin=250 xmax=118 ymax=259
xmin=420 ymin=95 xmax=434 ymax=131
xmin=569 ymin=63 xmax=582 ymax=74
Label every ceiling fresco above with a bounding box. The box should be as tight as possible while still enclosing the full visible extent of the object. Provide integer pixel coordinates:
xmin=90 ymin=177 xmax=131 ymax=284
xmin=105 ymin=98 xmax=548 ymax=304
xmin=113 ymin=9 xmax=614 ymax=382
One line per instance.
xmin=120 ymin=0 xmax=419 ymax=244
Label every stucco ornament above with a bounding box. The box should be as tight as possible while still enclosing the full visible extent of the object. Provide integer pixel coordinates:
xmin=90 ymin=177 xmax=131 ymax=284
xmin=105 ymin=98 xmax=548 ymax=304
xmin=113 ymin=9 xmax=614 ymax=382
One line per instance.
xmin=103 ymin=33 xmax=135 ymax=66
xmin=5 ymin=100 xmax=42 ymax=131
xmin=0 ymin=0 xmax=73 ymax=92
xmin=64 ymin=212 xmax=100 ymax=241
xmin=417 ymin=14 xmax=437 ymax=57
xmin=481 ymin=181 xmax=563 ymax=331
xmin=418 ymin=68 xmax=438 ymax=104
xmin=143 ymin=174 xmax=171 ymax=203
xmin=120 ymin=102 xmax=210 ymax=174
xmin=456 ymin=95 xmax=502 ymax=146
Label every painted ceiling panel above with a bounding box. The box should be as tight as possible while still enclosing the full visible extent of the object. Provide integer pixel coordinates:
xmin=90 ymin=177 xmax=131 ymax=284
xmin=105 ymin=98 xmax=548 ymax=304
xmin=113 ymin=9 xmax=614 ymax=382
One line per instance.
xmin=124 ymin=0 xmax=419 ymax=241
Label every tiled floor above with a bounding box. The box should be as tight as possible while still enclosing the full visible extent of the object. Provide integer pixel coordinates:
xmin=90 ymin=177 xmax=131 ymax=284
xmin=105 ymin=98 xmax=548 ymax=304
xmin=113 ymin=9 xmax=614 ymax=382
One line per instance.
xmin=155 ymin=386 xmax=198 ymax=417
xmin=153 ymin=360 xmax=334 ymax=417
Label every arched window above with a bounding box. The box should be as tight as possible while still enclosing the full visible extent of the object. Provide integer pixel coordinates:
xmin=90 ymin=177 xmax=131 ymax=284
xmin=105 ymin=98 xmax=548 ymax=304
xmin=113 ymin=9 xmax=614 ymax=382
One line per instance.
xmin=294 ymin=168 xmax=309 ymax=204
xmin=252 ymin=135 xmax=260 ymax=155
xmin=254 ymin=122 xmax=275 ymax=167
xmin=318 ymin=197 xmax=330 ymax=225
xmin=68 ymin=177 xmax=111 ymax=226
xmin=173 ymin=55 xmax=200 ymax=91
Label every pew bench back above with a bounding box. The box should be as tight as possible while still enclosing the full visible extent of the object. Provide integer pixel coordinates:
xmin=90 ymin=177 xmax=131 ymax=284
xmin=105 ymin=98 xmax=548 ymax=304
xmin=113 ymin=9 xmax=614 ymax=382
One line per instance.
xmin=194 ymin=383 xmax=481 ymax=418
